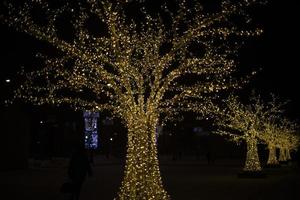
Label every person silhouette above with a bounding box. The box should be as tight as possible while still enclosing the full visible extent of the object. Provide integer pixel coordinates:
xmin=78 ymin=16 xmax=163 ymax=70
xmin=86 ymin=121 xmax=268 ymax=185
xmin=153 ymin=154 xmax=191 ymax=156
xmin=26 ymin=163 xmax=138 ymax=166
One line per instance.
xmin=206 ymin=151 xmax=211 ymax=164
xmin=68 ymin=144 xmax=93 ymax=200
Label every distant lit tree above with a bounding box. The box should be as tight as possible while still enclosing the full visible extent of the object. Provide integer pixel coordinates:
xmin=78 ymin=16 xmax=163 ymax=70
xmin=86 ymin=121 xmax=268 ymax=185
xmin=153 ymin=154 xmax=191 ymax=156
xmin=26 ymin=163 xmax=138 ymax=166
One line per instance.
xmin=254 ymin=103 xmax=299 ymax=166
xmin=1 ymin=0 xmax=263 ymax=198
xmin=275 ymin=119 xmax=299 ymax=163
xmin=214 ymin=94 xmax=284 ymax=172
xmin=261 ymin=119 xmax=280 ymax=166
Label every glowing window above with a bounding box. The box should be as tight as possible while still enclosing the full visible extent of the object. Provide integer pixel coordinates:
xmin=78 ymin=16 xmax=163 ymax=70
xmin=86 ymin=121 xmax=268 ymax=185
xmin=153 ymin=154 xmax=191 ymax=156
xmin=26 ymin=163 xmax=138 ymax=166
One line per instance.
xmin=83 ymin=111 xmax=99 ymax=149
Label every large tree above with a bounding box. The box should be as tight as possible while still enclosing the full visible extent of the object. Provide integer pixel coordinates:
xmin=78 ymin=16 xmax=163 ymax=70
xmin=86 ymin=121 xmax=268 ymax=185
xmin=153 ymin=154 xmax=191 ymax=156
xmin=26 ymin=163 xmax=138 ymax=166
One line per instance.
xmin=1 ymin=0 xmax=263 ymax=199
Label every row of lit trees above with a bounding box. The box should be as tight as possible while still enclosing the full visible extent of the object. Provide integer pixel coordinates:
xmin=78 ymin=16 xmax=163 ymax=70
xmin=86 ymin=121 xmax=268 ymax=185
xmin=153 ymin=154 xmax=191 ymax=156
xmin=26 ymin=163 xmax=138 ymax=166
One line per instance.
xmin=262 ymin=117 xmax=299 ymax=166
xmin=214 ymin=94 xmax=299 ymax=173
xmin=2 ymin=0 xmax=297 ymax=198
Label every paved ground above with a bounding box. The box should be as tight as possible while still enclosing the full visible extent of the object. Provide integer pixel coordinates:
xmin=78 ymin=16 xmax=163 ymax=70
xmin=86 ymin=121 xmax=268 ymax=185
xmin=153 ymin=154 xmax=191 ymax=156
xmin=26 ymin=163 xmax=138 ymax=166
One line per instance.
xmin=1 ymin=156 xmax=300 ymax=200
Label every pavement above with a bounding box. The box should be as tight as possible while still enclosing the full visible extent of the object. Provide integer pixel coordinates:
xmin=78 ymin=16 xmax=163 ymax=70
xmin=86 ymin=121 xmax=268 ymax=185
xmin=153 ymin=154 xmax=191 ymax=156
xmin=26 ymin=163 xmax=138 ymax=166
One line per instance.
xmin=0 ymin=155 xmax=300 ymax=200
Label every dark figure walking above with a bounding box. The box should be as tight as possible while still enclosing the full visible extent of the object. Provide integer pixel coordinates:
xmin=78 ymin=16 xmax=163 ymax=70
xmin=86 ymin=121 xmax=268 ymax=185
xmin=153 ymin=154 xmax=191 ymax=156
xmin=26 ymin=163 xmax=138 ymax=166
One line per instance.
xmin=206 ymin=151 xmax=211 ymax=164
xmin=206 ymin=150 xmax=215 ymax=164
xmin=68 ymin=145 xmax=93 ymax=200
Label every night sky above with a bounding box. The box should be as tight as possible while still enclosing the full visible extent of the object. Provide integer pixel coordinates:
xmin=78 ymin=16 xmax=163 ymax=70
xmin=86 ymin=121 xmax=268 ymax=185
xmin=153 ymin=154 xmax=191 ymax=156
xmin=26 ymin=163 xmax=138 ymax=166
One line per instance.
xmin=0 ymin=0 xmax=299 ymax=120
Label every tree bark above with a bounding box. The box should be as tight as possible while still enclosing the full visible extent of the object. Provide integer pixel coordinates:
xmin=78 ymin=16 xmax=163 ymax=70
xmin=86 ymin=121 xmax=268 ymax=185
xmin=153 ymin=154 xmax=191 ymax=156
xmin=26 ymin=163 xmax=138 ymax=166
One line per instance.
xmin=285 ymin=148 xmax=291 ymax=160
xmin=278 ymin=147 xmax=287 ymax=162
xmin=116 ymin=113 xmax=169 ymax=200
xmin=243 ymin=138 xmax=262 ymax=172
xmin=267 ymin=145 xmax=279 ymax=165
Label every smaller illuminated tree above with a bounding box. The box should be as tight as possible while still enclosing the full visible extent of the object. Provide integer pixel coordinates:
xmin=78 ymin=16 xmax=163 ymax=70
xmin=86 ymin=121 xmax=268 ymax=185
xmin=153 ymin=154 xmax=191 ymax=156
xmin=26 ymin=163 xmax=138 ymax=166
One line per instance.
xmin=261 ymin=120 xmax=280 ymax=166
xmin=260 ymin=119 xmax=295 ymax=166
xmin=276 ymin=119 xmax=299 ymax=163
xmin=214 ymin=94 xmax=285 ymax=173
xmin=286 ymin=134 xmax=300 ymax=160
xmin=277 ymin=136 xmax=290 ymax=162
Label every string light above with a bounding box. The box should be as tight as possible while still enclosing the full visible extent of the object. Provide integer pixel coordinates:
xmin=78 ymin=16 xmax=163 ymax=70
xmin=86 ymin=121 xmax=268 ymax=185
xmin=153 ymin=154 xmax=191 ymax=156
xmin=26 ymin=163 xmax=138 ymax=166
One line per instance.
xmin=262 ymin=121 xmax=280 ymax=166
xmin=275 ymin=119 xmax=299 ymax=163
xmin=1 ymin=0 xmax=265 ymax=198
xmin=214 ymin=94 xmax=291 ymax=172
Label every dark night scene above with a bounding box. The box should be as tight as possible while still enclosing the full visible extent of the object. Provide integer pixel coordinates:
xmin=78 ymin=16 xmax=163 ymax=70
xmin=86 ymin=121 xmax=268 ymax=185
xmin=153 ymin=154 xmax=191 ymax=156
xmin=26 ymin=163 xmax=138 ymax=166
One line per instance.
xmin=0 ymin=0 xmax=299 ymax=200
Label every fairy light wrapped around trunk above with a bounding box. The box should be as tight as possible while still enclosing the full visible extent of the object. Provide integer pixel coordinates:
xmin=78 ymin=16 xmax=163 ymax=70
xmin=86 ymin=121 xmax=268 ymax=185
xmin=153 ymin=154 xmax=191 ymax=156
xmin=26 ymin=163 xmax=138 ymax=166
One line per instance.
xmin=261 ymin=120 xmax=282 ymax=166
xmin=266 ymin=144 xmax=279 ymax=165
xmin=278 ymin=147 xmax=287 ymax=162
xmin=244 ymin=136 xmax=261 ymax=171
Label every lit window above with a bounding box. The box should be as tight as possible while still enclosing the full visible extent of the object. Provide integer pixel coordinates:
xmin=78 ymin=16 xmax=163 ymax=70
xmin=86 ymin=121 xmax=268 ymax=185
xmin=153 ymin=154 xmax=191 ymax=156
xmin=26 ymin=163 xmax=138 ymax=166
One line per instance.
xmin=83 ymin=111 xmax=99 ymax=149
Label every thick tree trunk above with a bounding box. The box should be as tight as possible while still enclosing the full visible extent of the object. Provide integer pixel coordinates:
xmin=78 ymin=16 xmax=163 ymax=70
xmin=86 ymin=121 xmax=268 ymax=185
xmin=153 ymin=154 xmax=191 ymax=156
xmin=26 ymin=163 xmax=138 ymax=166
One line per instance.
xmin=267 ymin=145 xmax=279 ymax=165
xmin=243 ymin=138 xmax=262 ymax=172
xmin=278 ymin=147 xmax=287 ymax=162
xmin=116 ymin=114 xmax=169 ymax=200
xmin=285 ymin=148 xmax=291 ymax=160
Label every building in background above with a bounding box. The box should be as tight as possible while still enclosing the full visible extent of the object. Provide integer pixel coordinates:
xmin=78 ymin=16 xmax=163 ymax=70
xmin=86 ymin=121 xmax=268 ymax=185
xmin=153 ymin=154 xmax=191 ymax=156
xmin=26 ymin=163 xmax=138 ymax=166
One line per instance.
xmin=83 ymin=111 xmax=99 ymax=150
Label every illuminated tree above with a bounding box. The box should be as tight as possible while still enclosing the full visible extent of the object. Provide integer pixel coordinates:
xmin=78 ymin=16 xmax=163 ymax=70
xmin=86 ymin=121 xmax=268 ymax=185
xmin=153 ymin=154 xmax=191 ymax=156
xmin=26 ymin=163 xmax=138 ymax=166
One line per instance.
xmin=259 ymin=107 xmax=299 ymax=166
xmin=214 ymin=94 xmax=284 ymax=172
xmin=261 ymin=120 xmax=280 ymax=166
xmin=1 ymin=0 xmax=263 ymax=198
xmin=276 ymin=119 xmax=299 ymax=163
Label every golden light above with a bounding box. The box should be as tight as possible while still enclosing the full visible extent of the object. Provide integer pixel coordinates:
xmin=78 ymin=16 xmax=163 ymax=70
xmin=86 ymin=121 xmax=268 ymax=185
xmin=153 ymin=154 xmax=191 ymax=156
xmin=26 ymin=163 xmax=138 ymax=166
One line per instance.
xmin=214 ymin=94 xmax=289 ymax=172
xmin=1 ymin=0 xmax=264 ymax=198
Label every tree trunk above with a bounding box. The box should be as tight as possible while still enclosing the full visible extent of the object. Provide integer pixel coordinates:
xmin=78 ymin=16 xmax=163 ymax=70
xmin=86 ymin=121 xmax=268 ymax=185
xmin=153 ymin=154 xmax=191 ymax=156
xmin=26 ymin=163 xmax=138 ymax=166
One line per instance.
xmin=278 ymin=147 xmax=287 ymax=162
xmin=267 ymin=145 xmax=279 ymax=165
xmin=285 ymin=148 xmax=291 ymax=160
xmin=116 ymin=113 xmax=169 ymax=200
xmin=243 ymin=138 xmax=262 ymax=172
